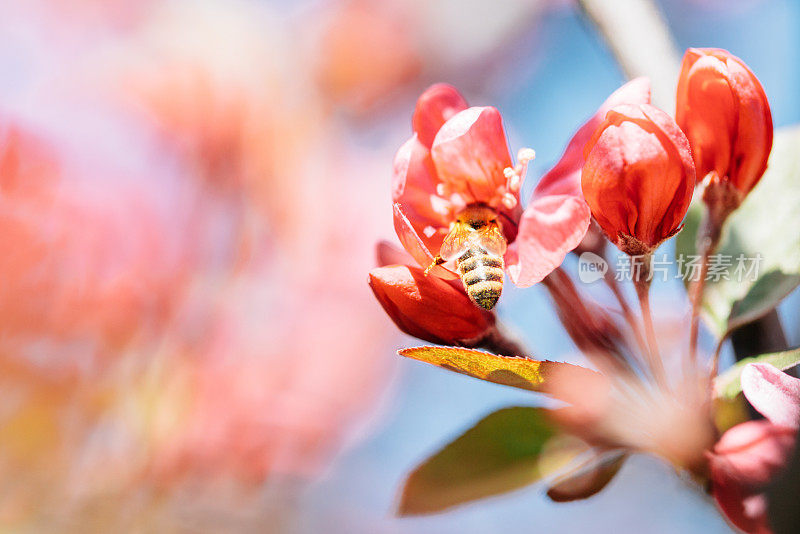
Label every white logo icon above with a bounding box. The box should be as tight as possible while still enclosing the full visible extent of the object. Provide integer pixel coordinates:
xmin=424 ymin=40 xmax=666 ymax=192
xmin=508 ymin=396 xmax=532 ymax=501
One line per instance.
xmin=577 ymin=252 xmax=608 ymax=284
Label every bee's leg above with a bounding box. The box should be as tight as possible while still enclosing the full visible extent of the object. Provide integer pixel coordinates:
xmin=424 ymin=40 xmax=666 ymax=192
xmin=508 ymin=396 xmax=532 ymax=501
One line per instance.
xmin=424 ymin=256 xmax=445 ymax=276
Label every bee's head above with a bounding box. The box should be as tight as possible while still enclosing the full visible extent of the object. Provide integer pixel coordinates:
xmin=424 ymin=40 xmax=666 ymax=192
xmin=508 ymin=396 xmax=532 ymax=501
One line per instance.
xmin=456 ymin=204 xmax=499 ymax=229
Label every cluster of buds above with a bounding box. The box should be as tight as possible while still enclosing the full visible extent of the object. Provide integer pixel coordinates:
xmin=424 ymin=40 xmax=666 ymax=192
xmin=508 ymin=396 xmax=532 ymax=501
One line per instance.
xmin=581 ymin=48 xmax=772 ymax=260
xmin=369 ymin=46 xmax=788 ymax=534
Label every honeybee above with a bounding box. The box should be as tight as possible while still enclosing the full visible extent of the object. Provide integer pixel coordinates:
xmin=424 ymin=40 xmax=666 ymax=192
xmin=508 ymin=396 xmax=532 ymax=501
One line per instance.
xmin=426 ymin=204 xmax=507 ymax=310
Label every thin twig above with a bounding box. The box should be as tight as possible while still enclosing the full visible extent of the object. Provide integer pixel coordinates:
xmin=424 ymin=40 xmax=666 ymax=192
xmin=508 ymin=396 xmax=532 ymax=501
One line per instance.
xmin=688 ymin=235 xmax=713 ymax=368
xmin=604 ymin=270 xmax=649 ymax=367
xmin=709 ymin=334 xmax=727 ymax=379
xmin=689 ymin=177 xmax=737 ymax=376
xmin=632 ymin=255 xmax=668 ymax=389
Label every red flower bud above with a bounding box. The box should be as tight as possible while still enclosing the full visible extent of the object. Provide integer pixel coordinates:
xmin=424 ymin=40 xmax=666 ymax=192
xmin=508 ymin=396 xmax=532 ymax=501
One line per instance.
xmin=581 ymin=104 xmax=696 ymax=255
xmin=676 ymin=48 xmax=773 ymax=196
xmin=368 ymin=265 xmax=494 ymax=346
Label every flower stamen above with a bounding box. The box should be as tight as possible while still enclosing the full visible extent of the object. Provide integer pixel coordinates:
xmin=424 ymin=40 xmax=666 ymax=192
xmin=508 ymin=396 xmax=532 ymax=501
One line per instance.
xmin=500 ymin=147 xmax=534 ymax=210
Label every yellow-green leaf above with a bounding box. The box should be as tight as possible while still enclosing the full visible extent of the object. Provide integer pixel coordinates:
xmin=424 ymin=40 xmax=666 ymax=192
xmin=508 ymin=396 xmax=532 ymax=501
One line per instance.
xmin=398 ymin=346 xmax=601 ymax=394
xmin=398 ymin=407 xmax=568 ymax=515
xmin=712 ymin=394 xmax=751 ymax=435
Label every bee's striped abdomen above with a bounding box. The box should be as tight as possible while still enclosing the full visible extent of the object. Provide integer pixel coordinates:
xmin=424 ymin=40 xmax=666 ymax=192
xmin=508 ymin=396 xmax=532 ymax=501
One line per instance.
xmin=457 ymin=247 xmax=504 ymax=310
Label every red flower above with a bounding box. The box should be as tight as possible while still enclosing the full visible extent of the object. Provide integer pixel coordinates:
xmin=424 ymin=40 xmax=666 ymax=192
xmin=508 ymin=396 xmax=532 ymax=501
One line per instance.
xmin=709 ymin=363 xmax=800 ymax=534
xmin=393 ymin=81 xmax=650 ymax=289
xmin=581 ymin=103 xmax=696 ymax=255
xmin=676 ymin=48 xmax=773 ymax=196
xmin=392 ymin=84 xmax=523 ymax=281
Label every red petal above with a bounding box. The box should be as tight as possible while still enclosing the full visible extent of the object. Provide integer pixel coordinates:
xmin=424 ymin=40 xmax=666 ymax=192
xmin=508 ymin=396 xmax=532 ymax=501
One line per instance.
xmin=724 ymin=55 xmax=773 ymax=194
xmin=375 ymin=240 xmax=414 ymax=267
xmin=506 ymin=195 xmax=591 ymax=287
xmin=710 ymin=420 xmax=796 ymax=534
xmin=392 ymin=203 xmax=458 ymax=280
xmin=368 ymin=265 xmax=494 ymax=345
xmin=714 ymin=421 xmax=795 ymax=486
xmin=391 ymin=135 xmax=451 ymax=243
xmin=412 ymin=83 xmax=468 ymax=148
xmin=741 ymin=363 xmax=800 ymax=429
xmin=431 ymin=107 xmax=513 ymax=205
xmin=638 ymin=104 xmax=697 ymax=239
xmin=676 ymin=52 xmax=737 ymax=182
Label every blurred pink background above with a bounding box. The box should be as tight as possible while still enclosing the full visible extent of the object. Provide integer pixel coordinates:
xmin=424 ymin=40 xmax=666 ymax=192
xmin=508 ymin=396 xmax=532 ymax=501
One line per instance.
xmin=0 ymin=0 xmax=797 ymax=532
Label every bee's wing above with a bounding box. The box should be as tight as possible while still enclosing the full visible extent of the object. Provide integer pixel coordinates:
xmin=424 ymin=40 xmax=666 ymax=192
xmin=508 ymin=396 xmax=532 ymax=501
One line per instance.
xmin=438 ymin=222 xmax=472 ymax=261
xmin=475 ymin=224 xmax=508 ymax=256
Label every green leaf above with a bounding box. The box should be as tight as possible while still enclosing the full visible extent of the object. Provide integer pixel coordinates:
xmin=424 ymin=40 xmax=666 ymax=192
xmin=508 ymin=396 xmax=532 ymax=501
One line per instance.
xmin=398 ymin=346 xmax=602 ymax=395
xmin=675 ymin=126 xmax=800 ymax=337
xmin=727 ymin=271 xmax=800 ymax=332
xmin=713 ymin=347 xmax=800 ymax=401
xmin=398 ymin=407 xmax=568 ymax=515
